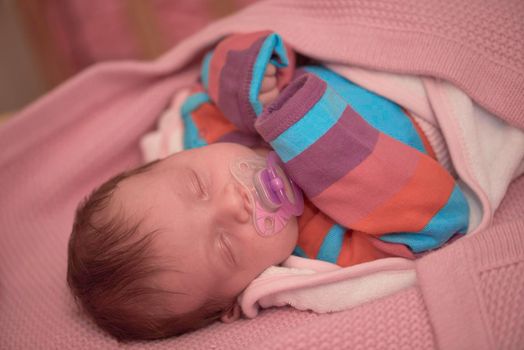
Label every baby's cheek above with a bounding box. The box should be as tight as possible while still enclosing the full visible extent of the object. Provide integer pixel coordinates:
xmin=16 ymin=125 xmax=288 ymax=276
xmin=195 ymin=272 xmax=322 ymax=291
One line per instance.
xmin=283 ymin=218 xmax=299 ymax=252
xmin=269 ymin=218 xmax=299 ymax=262
xmin=242 ymin=217 xmax=298 ymax=268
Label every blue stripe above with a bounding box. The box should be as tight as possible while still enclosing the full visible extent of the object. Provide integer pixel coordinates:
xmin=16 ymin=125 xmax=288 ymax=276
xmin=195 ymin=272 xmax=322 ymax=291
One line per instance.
xmin=380 ymin=184 xmax=470 ymax=253
xmin=304 ymin=66 xmax=427 ymax=154
xmin=292 ymin=245 xmax=308 ymax=258
xmin=249 ymin=34 xmax=289 ymax=116
xmin=316 ymin=224 xmax=346 ymax=264
xmin=183 ymin=117 xmax=208 ymax=150
xmin=181 ymin=93 xmax=210 ymax=149
xmin=270 ymin=86 xmax=347 ymax=162
xmin=201 ymin=51 xmax=214 ymax=90
xmin=180 ymin=92 xmax=210 ymax=116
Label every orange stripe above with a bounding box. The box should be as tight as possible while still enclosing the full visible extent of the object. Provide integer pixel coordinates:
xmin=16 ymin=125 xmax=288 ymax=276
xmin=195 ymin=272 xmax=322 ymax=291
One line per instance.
xmin=296 ymin=210 xmax=337 ymax=259
xmin=208 ymin=31 xmax=271 ymax=101
xmin=353 ymin=155 xmax=455 ymax=234
xmin=191 ymin=103 xmax=237 ymax=143
xmin=297 ymin=198 xmax=320 ymax=232
xmin=336 ymin=231 xmax=352 ymax=266
xmin=313 ymin=134 xmax=420 ymax=228
xmin=337 ymin=231 xmax=399 ymax=267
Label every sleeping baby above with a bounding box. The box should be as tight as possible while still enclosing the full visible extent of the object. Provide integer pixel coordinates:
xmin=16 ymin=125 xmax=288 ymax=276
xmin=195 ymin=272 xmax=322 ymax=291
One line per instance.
xmin=67 ymin=32 xmax=470 ymax=341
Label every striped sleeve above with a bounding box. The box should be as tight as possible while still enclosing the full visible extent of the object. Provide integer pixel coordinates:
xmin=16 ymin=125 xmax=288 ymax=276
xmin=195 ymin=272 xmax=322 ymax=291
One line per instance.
xmin=180 ymin=84 xmax=264 ymax=150
xmin=255 ymin=72 xmax=470 ymax=254
xmin=181 ymin=31 xmax=295 ymax=150
xmin=202 ymin=31 xmax=295 ymax=133
xmin=295 ymin=199 xmax=415 ymax=267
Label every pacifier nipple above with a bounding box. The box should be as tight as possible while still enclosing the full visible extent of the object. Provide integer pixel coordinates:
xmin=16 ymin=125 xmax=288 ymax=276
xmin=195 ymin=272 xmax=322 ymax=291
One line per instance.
xmin=271 ymin=177 xmax=284 ymax=191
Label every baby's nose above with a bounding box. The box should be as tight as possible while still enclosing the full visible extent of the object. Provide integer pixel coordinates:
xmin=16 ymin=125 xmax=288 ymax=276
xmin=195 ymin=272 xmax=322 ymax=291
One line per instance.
xmin=217 ymin=182 xmax=251 ymax=224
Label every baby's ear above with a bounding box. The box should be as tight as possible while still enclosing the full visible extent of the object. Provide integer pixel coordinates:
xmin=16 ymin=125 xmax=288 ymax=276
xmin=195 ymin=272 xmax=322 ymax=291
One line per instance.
xmin=220 ymin=302 xmax=241 ymax=323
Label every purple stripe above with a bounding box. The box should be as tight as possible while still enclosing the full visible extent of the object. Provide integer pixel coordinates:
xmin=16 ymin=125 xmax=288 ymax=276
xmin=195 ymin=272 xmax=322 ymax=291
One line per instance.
xmin=255 ymin=73 xmax=326 ymax=142
xmin=217 ymin=37 xmax=266 ymax=134
xmin=285 ymin=106 xmax=380 ymax=198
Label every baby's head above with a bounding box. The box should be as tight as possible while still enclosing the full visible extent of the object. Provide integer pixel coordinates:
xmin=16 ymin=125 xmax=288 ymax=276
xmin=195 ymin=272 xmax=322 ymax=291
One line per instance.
xmin=67 ymin=143 xmax=299 ymax=341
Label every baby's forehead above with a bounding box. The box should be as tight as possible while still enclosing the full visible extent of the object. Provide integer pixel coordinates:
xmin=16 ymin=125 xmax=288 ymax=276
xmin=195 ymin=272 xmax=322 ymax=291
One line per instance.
xmin=104 ymin=173 xmax=157 ymax=228
xmin=109 ymin=167 xmax=183 ymax=232
xmin=115 ymin=166 xmax=161 ymax=199
xmin=106 ymin=179 xmax=166 ymax=252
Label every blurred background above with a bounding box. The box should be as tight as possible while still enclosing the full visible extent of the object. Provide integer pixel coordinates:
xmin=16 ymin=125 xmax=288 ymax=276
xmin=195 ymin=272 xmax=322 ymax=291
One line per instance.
xmin=0 ymin=0 xmax=259 ymax=120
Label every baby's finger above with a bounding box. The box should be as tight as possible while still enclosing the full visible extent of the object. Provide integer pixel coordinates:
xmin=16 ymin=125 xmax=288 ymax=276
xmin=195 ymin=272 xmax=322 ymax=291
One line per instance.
xmin=260 ymin=76 xmax=277 ymax=93
xmin=259 ymin=88 xmax=279 ymax=107
xmin=264 ymin=64 xmax=276 ymax=76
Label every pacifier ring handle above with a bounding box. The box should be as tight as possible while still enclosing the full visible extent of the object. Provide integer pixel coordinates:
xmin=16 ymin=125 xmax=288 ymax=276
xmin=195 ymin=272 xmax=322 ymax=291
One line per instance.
xmin=266 ymin=152 xmax=304 ymax=216
xmin=229 ymin=152 xmax=304 ymax=236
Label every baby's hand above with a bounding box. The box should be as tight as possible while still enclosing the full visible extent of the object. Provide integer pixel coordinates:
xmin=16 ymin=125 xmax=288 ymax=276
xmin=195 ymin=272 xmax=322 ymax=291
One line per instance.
xmin=259 ymin=64 xmax=279 ymax=107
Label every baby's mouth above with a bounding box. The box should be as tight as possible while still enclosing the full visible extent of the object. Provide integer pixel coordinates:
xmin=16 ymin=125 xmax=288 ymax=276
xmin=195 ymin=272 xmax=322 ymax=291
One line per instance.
xmin=229 ymin=152 xmax=304 ymax=236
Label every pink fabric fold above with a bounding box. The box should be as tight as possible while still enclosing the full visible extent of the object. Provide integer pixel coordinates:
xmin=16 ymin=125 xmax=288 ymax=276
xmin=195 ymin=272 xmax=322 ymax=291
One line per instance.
xmin=1 ymin=1 xmax=523 ymax=348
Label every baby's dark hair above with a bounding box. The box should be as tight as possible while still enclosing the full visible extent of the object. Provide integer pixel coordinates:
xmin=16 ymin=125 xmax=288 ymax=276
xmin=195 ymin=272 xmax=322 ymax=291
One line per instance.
xmin=67 ymin=160 xmax=233 ymax=341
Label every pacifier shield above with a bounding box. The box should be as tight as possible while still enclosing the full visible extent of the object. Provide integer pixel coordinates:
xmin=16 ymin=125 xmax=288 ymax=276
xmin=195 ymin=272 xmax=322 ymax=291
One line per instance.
xmin=230 ymin=152 xmax=304 ymax=236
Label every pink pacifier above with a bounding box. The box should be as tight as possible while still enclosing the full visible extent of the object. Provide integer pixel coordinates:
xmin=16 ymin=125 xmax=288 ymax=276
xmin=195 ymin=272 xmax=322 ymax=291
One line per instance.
xmin=230 ymin=151 xmax=304 ymax=236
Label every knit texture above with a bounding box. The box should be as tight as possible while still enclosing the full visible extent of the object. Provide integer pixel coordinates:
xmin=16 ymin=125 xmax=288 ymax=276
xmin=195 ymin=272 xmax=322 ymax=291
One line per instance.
xmin=250 ymin=287 xmax=434 ymax=350
xmin=0 ymin=0 xmax=523 ymax=348
xmin=474 ymin=184 xmax=524 ymax=350
xmin=417 ymin=175 xmax=524 ymax=350
xmin=195 ymin=0 xmax=523 ymax=128
xmin=480 ymin=262 xmax=524 ymax=350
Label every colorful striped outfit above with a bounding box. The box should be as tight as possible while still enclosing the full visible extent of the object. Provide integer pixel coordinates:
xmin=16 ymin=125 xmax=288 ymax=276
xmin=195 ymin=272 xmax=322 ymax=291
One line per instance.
xmin=180 ymin=32 xmax=469 ymax=267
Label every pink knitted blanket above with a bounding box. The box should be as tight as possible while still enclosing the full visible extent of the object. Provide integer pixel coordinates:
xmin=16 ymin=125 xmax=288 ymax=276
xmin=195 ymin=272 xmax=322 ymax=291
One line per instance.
xmin=1 ymin=1 xmax=523 ymax=348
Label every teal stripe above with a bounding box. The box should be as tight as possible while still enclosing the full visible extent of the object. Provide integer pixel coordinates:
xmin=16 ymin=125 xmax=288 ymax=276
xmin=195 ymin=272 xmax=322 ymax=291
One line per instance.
xmin=181 ymin=93 xmax=210 ymax=149
xmin=292 ymin=245 xmax=308 ymax=258
xmin=201 ymin=51 xmax=214 ymax=90
xmin=316 ymin=224 xmax=346 ymax=264
xmin=304 ymin=66 xmax=427 ymax=154
xmin=183 ymin=117 xmax=207 ymax=150
xmin=180 ymin=92 xmax=210 ymax=116
xmin=249 ymin=33 xmax=289 ymax=116
xmin=270 ymin=86 xmax=347 ymax=162
xmin=380 ymin=184 xmax=470 ymax=253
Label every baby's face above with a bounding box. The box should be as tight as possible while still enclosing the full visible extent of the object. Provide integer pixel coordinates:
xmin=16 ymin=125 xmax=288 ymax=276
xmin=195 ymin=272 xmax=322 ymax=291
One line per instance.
xmin=112 ymin=143 xmax=298 ymax=314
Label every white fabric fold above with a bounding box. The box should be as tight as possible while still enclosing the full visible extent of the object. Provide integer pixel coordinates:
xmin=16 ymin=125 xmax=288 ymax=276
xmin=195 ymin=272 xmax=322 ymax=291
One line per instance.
xmin=239 ymin=257 xmax=416 ymax=317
